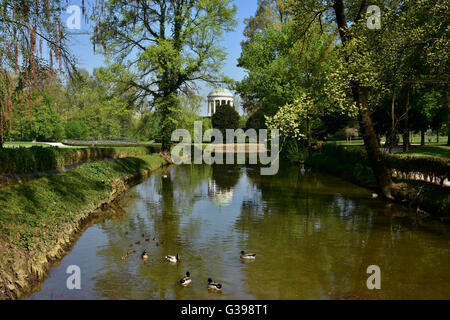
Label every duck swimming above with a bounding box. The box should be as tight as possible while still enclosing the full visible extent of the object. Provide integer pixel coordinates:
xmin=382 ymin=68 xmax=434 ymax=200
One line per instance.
xmin=121 ymin=252 xmax=130 ymax=260
xmin=207 ymin=278 xmax=222 ymax=291
xmin=165 ymin=254 xmax=180 ymax=263
xmin=240 ymin=250 xmax=256 ymax=260
xmin=180 ymin=272 xmax=191 ymax=286
xmin=141 ymin=250 xmax=149 ymax=260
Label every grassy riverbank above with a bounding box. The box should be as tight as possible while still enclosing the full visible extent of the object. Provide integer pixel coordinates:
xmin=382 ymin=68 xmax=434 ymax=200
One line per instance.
xmin=0 ymin=145 xmax=162 ymax=175
xmin=0 ymin=154 xmax=168 ymax=299
xmin=306 ymin=144 xmax=449 ymax=217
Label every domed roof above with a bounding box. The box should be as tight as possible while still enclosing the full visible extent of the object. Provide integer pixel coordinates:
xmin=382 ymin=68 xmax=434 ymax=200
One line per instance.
xmin=208 ymin=87 xmax=234 ymax=98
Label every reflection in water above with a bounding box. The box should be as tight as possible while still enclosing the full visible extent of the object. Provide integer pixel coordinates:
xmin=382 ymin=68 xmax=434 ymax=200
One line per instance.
xmin=208 ymin=165 xmax=242 ymax=207
xmin=27 ymin=164 xmax=450 ymax=300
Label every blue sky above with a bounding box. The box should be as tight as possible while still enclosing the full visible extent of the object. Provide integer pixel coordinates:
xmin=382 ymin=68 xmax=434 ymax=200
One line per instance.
xmin=64 ymin=1 xmax=258 ymax=116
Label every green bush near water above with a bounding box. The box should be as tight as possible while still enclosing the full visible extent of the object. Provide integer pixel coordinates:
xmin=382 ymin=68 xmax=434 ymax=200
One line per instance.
xmin=311 ymin=143 xmax=450 ymax=185
xmin=0 ymin=145 xmax=162 ymax=175
xmin=386 ymin=154 xmax=449 ymax=185
xmin=307 ymin=143 xmax=449 ymax=216
xmin=307 ymin=144 xmax=377 ymax=186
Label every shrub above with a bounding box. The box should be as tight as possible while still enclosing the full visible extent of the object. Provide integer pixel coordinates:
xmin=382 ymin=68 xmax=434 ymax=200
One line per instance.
xmin=211 ymin=104 xmax=240 ymax=136
xmin=65 ymin=121 xmax=88 ymax=139
xmin=0 ymin=146 xmax=162 ymax=175
xmin=315 ymin=143 xmax=449 ymax=185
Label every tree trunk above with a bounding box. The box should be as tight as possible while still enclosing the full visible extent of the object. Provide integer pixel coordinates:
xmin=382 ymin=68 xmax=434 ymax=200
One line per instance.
xmin=388 ymin=95 xmax=395 ymax=153
xmin=0 ymin=110 xmax=3 ymax=148
xmin=333 ymin=0 xmax=395 ymax=199
xmin=447 ymin=126 xmax=450 ymax=146
xmin=307 ymin=116 xmax=312 ymax=156
xmin=437 ymin=131 xmax=439 ymax=144
xmin=421 ymin=130 xmax=425 ymax=146
xmin=355 ymin=87 xmax=395 ymax=199
xmin=402 ymin=88 xmax=410 ymax=152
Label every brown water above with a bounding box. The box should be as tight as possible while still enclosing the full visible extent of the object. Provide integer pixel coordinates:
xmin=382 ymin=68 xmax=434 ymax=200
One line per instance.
xmin=27 ymin=164 xmax=450 ymax=300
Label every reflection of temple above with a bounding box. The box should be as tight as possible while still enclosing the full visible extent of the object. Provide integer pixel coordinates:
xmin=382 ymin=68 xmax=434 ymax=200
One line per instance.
xmin=208 ymin=180 xmax=234 ymax=207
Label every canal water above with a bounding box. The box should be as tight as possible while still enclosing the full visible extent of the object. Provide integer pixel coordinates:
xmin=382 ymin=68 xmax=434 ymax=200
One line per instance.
xmin=27 ymin=164 xmax=450 ymax=300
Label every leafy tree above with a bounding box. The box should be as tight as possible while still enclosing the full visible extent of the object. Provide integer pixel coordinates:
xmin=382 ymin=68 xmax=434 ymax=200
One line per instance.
xmin=0 ymin=0 xmax=81 ymax=147
xmin=92 ymin=0 xmax=237 ymax=151
xmin=65 ymin=120 xmax=88 ymax=139
xmin=292 ymin=0 xmax=449 ymax=198
xmin=211 ymin=104 xmax=240 ymax=137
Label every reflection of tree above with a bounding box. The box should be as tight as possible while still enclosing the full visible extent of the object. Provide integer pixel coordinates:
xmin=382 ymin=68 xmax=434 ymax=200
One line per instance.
xmin=211 ymin=164 xmax=242 ymax=191
xmin=208 ymin=164 xmax=242 ymax=207
xmin=83 ymin=164 xmax=449 ymax=300
xmin=236 ymin=165 xmax=450 ymax=299
xmin=92 ymin=165 xmax=216 ymax=299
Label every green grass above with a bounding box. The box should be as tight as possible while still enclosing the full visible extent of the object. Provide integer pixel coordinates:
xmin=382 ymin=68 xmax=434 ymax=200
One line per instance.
xmin=4 ymin=142 xmax=56 ymax=148
xmin=65 ymin=140 xmax=160 ymax=148
xmin=0 ymin=154 xmax=167 ymax=250
xmin=400 ymin=145 xmax=450 ymax=159
xmin=0 ymin=154 xmax=167 ymax=300
xmin=0 ymin=145 xmax=163 ymax=175
xmin=328 ymin=139 xmax=365 ymax=146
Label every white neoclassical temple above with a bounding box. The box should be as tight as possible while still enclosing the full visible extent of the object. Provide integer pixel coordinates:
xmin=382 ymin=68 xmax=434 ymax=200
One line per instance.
xmin=207 ymin=87 xmax=234 ymax=117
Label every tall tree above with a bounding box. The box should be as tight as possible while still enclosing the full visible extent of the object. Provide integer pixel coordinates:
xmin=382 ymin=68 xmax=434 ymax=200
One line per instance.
xmin=0 ymin=0 xmax=78 ymax=147
xmin=293 ymin=0 xmax=449 ymax=198
xmin=92 ymin=0 xmax=237 ymax=151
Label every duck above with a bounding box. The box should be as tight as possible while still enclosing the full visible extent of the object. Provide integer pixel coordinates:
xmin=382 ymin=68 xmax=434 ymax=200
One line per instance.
xmin=121 ymin=252 xmax=130 ymax=260
xmin=240 ymin=250 xmax=256 ymax=260
xmin=180 ymin=272 xmax=191 ymax=286
xmin=207 ymin=278 xmax=222 ymax=291
xmin=165 ymin=254 xmax=180 ymax=263
xmin=141 ymin=250 xmax=149 ymax=260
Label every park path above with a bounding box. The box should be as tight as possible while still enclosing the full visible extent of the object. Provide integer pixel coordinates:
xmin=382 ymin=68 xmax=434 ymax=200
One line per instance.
xmin=43 ymin=142 xmax=67 ymax=147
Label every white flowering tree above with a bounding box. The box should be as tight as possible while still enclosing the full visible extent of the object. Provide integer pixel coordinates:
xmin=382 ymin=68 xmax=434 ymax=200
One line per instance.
xmin=265 ymin=93 xmax=317 ymax=153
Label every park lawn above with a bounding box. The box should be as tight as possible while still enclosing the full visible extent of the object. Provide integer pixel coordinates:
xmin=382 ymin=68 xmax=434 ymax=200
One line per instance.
xmin=401 ymin=145 xmax=450 ymax=159
xmin=65 ymin=140 xmax=160 ymax=148
xmin=4 ymin=142 xmax=55 ymax=148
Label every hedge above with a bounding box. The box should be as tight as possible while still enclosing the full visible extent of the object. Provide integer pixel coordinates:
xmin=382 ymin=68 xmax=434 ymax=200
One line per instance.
xmin=0 ymin=145 xmax=162 ymax=175
xmin=317 ymin=144 xmax=449 ymax=185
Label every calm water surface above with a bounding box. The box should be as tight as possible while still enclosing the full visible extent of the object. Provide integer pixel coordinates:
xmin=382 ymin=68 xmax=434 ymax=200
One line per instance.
xmin=27 ymin=164 xmax=450 ymax=300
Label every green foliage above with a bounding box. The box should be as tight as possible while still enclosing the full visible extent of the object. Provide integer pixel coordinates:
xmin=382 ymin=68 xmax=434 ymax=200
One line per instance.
xmin=265 ymin=93 xmax=313 ymax=141
xmin=0 ymin=154 xmax=166 ymax=255
xmin=386 ymin=154 xmax=450 ymax=186
xmin=211 ymin=104 xmax=240 ymax=136
xmin=236 ymin=2 xmax=335 ymax=139
xmin=0 ymin=146 xmax=161 ymax=175
xmin=311 ymin=143 xmax=450 ymax=186
xmin=239 ymin=115 xmax=248 ymax=129
xmin=92 ymin=0 xmax=238 ymax=151
xmin=65 ymin=121 xmax=88 ymax=139
xmin=29 ymin=96 xmax=64 ymax=141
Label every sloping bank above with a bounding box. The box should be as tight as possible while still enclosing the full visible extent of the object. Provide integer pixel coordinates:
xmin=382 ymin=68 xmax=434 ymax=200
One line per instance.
xmin=0 ymin=154 xmax=168 ymax=299
xmin=305 ymin=144 xmax=449 ymax=217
